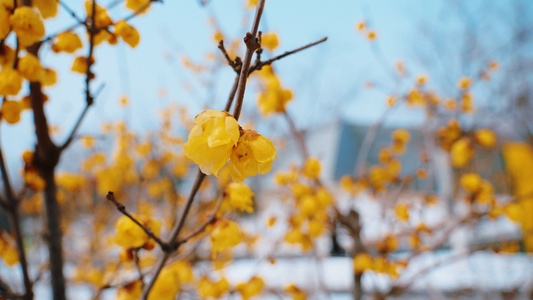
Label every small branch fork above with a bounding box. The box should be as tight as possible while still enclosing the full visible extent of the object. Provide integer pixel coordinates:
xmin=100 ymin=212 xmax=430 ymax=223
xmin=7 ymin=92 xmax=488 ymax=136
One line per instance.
xmin=219 ymin=36 xmax=327 ymax=112
xmin=106 ymin=192 xmax=168 ymax=250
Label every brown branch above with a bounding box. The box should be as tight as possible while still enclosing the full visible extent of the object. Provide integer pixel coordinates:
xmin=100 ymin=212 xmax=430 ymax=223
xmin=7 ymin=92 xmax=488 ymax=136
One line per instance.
xmin=218 ymin=40 xmax=241 ymax=72
xmin=283 ymin=111 xmax=310 ymax=159
xmin=175 ymin=192 xmax=224 ymax=246
xmin=0 ymin=131 xmax=32 ymax=300
xmin=106 ymin=192 xmax=168 ymax=250
xmin=224 ymin=73 xmax=241 ymax=112
xmin=248 ymin=37 xmax=328 ymax=75
xmin=141 ymin=171 xmax=206 ymax=299
xmin=232 ymin=0 xmax=265 ymax=121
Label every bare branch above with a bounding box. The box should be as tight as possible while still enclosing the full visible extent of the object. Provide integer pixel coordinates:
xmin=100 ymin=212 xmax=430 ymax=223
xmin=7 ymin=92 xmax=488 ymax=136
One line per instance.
xmin=106 ymin=192 xmax=168 ymax=250
xmin=249 ymin=37 xmax=328 ymax=75
xmin=175 ymin=192 xmax=224 ymax=246
xmin=0 ymin=144 xmax=32 ymax=299
xmin=232 ymin=0 xmax=266 ymax=121
xmin=217 ymin=40 xmax=241 ymax=72
xmin=224 ymin=73 xmax=240 ymax=112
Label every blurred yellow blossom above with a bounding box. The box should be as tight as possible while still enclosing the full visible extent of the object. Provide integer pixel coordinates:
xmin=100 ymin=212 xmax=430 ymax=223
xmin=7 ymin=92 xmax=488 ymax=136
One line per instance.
xmin=236 ymin=276 xmax=265 ymax=300
xmin=225 ymin=182 xmax=255 ymax=213
xmin=52 ymin=31 xmax=83 ymax=53
xmin=261 ymin=32 xmax=279 ymax=51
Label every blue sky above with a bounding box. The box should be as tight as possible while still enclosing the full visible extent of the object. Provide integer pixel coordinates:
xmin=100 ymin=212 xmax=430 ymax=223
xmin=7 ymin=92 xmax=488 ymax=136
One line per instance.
xmin=2 ymin=0 xmax=533 ymax=176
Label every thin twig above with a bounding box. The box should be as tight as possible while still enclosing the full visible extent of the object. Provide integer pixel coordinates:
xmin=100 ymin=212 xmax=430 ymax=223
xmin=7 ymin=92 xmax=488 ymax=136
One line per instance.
xmin=224 ymin=73 xmax=241 ymax=112
xmin=175 ymin=192 xmax=224 ymax=246
xmin=283 ymin=111 xmax=310 ymax=159
xmin=248 ymin=37 xmax=328 ymax=75
xmin=56 ymin=0 xmax=85 ymax=24
xmin=232 ymin=0 xmax=266 ymax=121
xmin=106 ymin=192 xmax=167 ymax=250
xmin=0 ymin=145 xmax=32 ymax=300
xmin=141 ymin=171 xmax=206 ymax=299
xmin=218 ymin=40 xmax=240 ymax=72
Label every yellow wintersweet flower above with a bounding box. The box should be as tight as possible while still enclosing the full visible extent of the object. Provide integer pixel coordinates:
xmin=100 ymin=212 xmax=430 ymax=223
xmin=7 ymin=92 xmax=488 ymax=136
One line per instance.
xmin=116 ymin=280 xmax=142 ymax=300
xmin=1 ymin=100 xmax=22 ymax=124
xmin=0 ymin=237 xmax=19 ymax=266
xmin=210 ymin=219 xmax=242 ymax=255
xmin=197 ymin=277 xmax=230 ymax=299
xmin=355 ymin=21 xmax=366 ymax=32
xmin=229 ymin=130 xmax=277 ymax=182
xmin=85 ymin=1 xmax=112 ymax=28
xmin=71 ymin=56 xmax=93 ymax=74
xmin=474 ymin=129 xmax=496 ymax=148
xmin=460 ymin=173 xmax=482 ymax=194
xmin=394 ymin=203 xmax=409 ymax=222
xmin=42 ymin=68 xmax=57 ymax=86
xmin=450 ymin=137 xmax=474 ymax=168
xmin=114 ymin=214 xmax=161 ymax=249
xmin=284 ymin=227 xmax=313 ymax=251
xmin=274 ymin=170 xmax=297 ymax=186
xmin=391 ymin=129 xmax=410 ymax=154
xmin=0 ymin=68 xmax=23 ymax=96
xmin=261 ymin=32 xmax=279 ymax=51
xmin=353 ymin=252 xmax=373 ymax=274
xmin=115 ymin=20 xmax=140 ymax=48
xmin=236 ymin=276 xmax=265 ymax=300
xmin=225 ymin=182 xmax=255 ymax=213
xmin=56 ymin=172 xmax=87 ymax=193
xmin=33 ymin=0 xmax=58 ymax=19
xmin=246 ymin=0 xmax=259 ymax=9
xmin=0 ymin=7 xmax=10 ymax=40
xmin=284 ymin=284 xmax=307 ymax=300
xmin=0 ymin=45 xmax=15 ymax=67
xmin=302 ymin=157 xmax=321 ymax=179
xmin=376 ymin=235 xmax=399 ymax=253
xmin=148 ymin=267 xmax=180 ymax=300
xmin=369 ymin=166 xmax=388 ymax=192
xmin=183 ymin=110 xmax=240 ymax=176
xmin=9 ymin=7 xmax=45 ymax=46
xmin=461 ymin=92 xmax=475 ymax=113
xmin=416 ymin=74 xmax=428 ymax=85
xmin=386 ymin=95 xmax=397 ymax=107
xmin=126 ymin=0 xmax=151 ymax=13
xmin=52 ymin=31 xmax=83 ymax=53
xmin=18 ymin=53 xmax=44 ymax=82
xmin=256 ymin=66 xmax=293 ymax=116
xmin=457 ymin=76 xmax=472 ymax=89
xmin=366 ymin=30 xmax=377 ymax=41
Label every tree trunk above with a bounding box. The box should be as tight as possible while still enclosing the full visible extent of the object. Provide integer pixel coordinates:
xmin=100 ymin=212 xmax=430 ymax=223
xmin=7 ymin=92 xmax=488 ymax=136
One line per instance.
xmin=42 ymin=169 xmax=66 ymax=300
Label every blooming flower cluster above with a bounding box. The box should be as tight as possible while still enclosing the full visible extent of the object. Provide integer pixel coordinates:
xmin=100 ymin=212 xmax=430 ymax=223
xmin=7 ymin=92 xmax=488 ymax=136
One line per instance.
xmin=183 ymin=110 xmax=277 ymax=182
